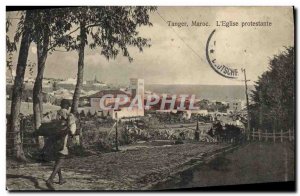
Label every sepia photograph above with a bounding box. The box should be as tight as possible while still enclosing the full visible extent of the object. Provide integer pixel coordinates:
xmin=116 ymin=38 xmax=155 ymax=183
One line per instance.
xmin=5 ymin=6 xmax=295 ymax=191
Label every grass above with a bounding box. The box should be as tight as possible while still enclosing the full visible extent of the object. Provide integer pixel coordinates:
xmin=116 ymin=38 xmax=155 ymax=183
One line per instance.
xmin=6 ymin=100 xmax=60 ymax=115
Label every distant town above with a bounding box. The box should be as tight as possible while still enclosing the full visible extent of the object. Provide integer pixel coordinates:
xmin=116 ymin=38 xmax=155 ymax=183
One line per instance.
xmin=6 ymin=74 xmax=247 ymax=128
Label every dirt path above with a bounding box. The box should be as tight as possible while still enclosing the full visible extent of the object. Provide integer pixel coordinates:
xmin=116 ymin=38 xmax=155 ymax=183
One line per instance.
xmin=7 ymin=142 xmax=231 ymax=191
xmin=154 ymin=142 xmax=295 ymax=190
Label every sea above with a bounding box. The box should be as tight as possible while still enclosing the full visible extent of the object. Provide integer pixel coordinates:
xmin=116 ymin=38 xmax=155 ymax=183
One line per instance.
xmin=145 ymin=84 xmax=254 ymax=102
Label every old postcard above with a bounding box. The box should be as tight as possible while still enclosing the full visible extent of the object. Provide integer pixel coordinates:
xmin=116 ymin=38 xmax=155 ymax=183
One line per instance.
xmin=6 ymin=6 xmax=295 ymax=191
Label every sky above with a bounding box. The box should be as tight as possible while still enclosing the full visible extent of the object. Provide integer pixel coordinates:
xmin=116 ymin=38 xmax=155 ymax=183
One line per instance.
xmin=6 ymin=6 xmax=294 ymax=85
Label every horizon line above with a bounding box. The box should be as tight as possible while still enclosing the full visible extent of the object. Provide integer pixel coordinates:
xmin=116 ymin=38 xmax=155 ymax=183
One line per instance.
xmin=145 ymin=83 xmax=253 ymax=86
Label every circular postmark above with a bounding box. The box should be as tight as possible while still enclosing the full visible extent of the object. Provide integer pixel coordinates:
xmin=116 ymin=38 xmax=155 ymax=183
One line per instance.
xmin=206 ymin=29 xmax=239 ymax=79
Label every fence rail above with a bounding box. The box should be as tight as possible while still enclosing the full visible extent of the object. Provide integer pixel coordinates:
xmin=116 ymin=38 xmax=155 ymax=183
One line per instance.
xmin=247 ymin=128 xmax=294 ymax=142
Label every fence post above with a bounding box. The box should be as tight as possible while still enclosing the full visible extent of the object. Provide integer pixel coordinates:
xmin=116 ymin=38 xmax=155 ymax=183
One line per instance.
xmin=258 ymin=129 xmax=261 ymax=141
xmin=265 ymin=129 xmax=268 ymax=142
xmin=247 ymin=128 xmax=250 ymax=141
xmin=280 ymin=129 xmax=283 ymax=143
xmin=273 ymin=129 xmax=276 ymax=143
xmin=20 ymin=118 xmax=24 ymax=145
xmin=252 ymin=128 xmax=255 ymax=141
xmin=288 ymin=129 xmax=291 ymax=141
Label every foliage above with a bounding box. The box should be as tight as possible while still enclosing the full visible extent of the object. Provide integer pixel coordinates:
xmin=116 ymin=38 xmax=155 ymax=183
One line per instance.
xmin=250 ymin=46 xmax=294 ymax=131
xmin=86 ymin=6 xmax=157 ymax=62
xmin=13 ymin=9 xmax=75 ymax=53
xmin=7 ymin=6 xmax=157 ymax=75
xmin=6 ymin=20 xmax=17 ymax=53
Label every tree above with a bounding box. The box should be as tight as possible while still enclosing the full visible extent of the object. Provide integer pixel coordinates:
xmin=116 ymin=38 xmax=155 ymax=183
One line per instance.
xmin=68 ymin=6 xmax=157 ymax=113
xmin=8 ymin=10 xmax=34 ymax=161
xmin=13 ymin=9 xmax=75 ymax=149
xmin=6 ymin=19 xmax=17 ymax=83
xmin=30 ymin=9 xmax=74 ymax=149
xmin=250 ymin=46 xmax=294 ymax=131
xmin=31 ymin=10 xmax=51 ymax=149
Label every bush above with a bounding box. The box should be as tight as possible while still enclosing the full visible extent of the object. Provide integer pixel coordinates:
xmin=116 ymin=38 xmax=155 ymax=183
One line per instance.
xmin=69 ymin=144 xmax=91 ymax=157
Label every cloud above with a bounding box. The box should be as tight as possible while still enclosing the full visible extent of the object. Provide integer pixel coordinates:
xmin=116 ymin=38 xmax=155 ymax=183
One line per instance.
xmin=6 ymin=7 xmax=294 ymax=85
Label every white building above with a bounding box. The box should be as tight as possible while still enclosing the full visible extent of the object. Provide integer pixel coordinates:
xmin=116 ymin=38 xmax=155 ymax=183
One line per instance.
xmin=228 ymin=100 xmax=242 ymax=113
xmin=130 ymin=78 xmax=144 ymax=101
xmin=191 ymin=109 xmax=209 ymax=116
xmin=88 ymin=78 xmax=145 ymax=119
xmin=129 ymin=78 xmax=144 ymax=116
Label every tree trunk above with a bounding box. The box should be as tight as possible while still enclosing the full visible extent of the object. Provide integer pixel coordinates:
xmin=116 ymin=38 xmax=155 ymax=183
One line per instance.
xmin=33 ymin=75 xmax=44 ymax=149
xmin=8 ymin=11 xmax=33 ymax=161
xmin=70 ymin=23 xmax=86 ymax=146
xmin=33 ymin=17 xmax=50 ymax=149
xmin=9 ymin=67 xmax=14 ymax=83
xmin=71 ymin=23 xmax=86 ymax=114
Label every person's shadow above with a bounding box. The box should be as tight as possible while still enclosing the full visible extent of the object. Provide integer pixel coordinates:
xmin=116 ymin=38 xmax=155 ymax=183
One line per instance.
xmin=7 ymin=174 xmax=54 ymax=190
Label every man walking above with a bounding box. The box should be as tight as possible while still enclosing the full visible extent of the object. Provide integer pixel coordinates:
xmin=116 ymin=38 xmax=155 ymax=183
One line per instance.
xmin=45 ymin=99 xmax=76 ymax=187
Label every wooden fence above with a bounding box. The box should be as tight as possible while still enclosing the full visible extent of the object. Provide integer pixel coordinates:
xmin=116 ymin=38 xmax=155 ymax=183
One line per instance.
xmin=247 ymin=128 xmax=294 ymax=142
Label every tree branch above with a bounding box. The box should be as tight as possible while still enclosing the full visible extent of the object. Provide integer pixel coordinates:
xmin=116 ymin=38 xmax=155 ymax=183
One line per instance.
xmin=47 ymin=26 xmax=81 ymax=52
xmin=53 ymin=49 xmax=69 ymax=52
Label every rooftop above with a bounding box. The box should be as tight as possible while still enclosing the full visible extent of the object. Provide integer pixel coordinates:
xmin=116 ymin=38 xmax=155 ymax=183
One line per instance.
xmin=89 ymin=90 xmax=130 ymax=98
